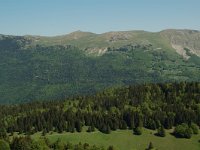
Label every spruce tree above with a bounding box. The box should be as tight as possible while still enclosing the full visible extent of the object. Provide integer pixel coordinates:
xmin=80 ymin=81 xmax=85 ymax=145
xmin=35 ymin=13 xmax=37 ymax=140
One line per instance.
xmin=134 ymin=127 xmax=142 ymax=135
xmin=157 ymin=126 xmax=166 ymax=137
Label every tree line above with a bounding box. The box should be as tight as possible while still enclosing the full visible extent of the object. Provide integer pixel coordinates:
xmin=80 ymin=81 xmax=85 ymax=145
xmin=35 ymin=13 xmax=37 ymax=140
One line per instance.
xmin=0 ymin=82 xmax=200 ymax=139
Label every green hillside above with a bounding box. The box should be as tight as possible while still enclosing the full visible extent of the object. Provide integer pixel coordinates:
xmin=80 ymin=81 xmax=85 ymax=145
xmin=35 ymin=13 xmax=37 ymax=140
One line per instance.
xmin=1 ymin=82 xmax=200 ymax=149
xmin=0 ymin=30 xmax=200 ymax=103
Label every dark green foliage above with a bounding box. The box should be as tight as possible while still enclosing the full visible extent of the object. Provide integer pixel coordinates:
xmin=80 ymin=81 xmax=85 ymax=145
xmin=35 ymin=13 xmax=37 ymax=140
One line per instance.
xmin=52 ymin=138 xmax=65 ymax=150
xmin=146 ymin=142 xmax=154 ymax=150
xmin=31 ymin=138 xmax=49 ymax=150
xmin=0 ymin=140 xmax=10 ymax=150
xmin=42 ymin=137 xmax=51 ymax=148
xmin=174 ymin=123 xmax=193 ymax=139
xmin=0 ymin=82 xmax=200 ymax=138
xmin=120 ymin=121 xmax=127 ymax=130
xmin=146 ymin=119 xmax=156 ymax=130
xmin=87 ymin=125 xmax=95 ymax=132
xmin=10 ymin=136 xmax=33 ymax=150
xmin=190 ymin=123 xmax=199 ymax=134
xmin=1 ymin=36 xmax=200 ymax=104
xmin=107 ymin=145 xmax=115 ymax=150
xmin=100 ymin=125 xmax=111 ymax=134
xmin=156 ymin=126 xmax=166 ymax=137
xmin=65 ymin=142 xmax=74 ymax=150
xmin=134 ymin=127 xmax=143 ymax=135
xmin=75 ymin=121 xmax=82 ymax=132
xmin=0 ymin=128 xmax=8 ymax=141
xmin=185 ymin=128 xmax=193 ymax=139
xmin=42 ymin=129 xmax=47 ymax=136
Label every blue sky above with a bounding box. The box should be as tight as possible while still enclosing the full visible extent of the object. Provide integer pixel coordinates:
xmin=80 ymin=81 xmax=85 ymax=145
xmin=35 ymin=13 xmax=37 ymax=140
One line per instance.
xmin=0 ymin=0 xmax=199 ymax=36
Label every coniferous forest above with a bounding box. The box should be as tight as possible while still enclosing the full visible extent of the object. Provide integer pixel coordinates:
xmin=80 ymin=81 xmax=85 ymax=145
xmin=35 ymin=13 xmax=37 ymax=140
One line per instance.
xmin=0 ymin=82 xmax=200 ymax=149
xmin=1 ymin=0 xmax=200 ymax=149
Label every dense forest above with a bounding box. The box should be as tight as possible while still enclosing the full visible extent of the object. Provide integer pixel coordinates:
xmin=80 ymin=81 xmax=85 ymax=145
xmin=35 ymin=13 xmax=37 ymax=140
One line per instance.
xmin=1 ymin=35 xmax=200 ymax=104
xmin=0 ymin=82 xmax=200 ymax=149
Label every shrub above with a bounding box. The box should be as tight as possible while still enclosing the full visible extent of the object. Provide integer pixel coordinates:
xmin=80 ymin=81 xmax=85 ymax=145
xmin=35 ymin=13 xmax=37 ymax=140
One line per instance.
xmin=0 ymin=140 xmax=10 ymax=150
xmin=174 ymin=123 xmax=193 ymax=138
xmin=87 ymin=125 xmax=95 ymax=132
xmin=134 ymin=127 xmax=142 ymax=135
xmin=190 ymin=123 xmax=199 ymax=134
xmin=156 ymin=126 xmax=166 ymax=137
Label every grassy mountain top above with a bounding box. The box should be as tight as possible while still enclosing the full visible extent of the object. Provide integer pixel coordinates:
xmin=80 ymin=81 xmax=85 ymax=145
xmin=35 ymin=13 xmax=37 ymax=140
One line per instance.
xmin=9 ymin=29 xmax=200 ymax=59
xmin=3 ymin=29 xmax=200 ymax=58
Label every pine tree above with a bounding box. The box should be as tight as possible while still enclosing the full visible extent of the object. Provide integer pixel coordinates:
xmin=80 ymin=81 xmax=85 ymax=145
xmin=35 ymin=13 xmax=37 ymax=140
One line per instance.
xmin=134 ymin=127 xmax=142 ymax=135
xmin=121 ymin=120 xmax=127 ymax=129
xmin=147 ymin=142 xmax=154 ymax=150
xmin=87 ymin=125 xmax=95 ymax=132
xmin=91 ymin=124 xmax=95 ymax=132
xmin=42 ymin=129 xmax=47 ymax=136
xmin=157 ymin=126 xmax=166 ymax=137
xmin=107 ymin=145 xmax=115 ymax=150
xmin=75 ymin=121 xmax=82 ymax=132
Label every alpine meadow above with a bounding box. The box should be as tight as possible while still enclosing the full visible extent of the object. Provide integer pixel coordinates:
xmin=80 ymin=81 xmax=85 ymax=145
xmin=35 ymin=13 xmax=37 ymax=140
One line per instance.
xmin=0 ymin=0 xmax=200 ymax=150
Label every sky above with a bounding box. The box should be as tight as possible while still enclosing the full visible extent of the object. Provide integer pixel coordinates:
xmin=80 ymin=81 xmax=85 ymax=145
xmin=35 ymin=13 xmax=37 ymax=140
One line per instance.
xmin=0 ymin=0 xmax=199 ymax=36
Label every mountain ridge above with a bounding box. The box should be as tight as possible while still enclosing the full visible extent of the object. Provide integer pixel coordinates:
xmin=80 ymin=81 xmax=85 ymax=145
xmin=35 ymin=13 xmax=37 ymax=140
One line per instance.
xmin=1 ymin=28 xmax=199 ymax=37
xmin=1 ymin=29 xmax=200 ymax=58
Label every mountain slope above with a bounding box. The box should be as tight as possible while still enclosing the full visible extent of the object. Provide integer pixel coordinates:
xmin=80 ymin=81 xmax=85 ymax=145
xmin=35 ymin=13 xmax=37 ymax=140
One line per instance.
xmin=161 ymin=29 xmax=200 ymax=59
xmin=0 ymin=29 xmax=200 ymax=103
xmin=28 ymin=29 xmax=200 ymax=57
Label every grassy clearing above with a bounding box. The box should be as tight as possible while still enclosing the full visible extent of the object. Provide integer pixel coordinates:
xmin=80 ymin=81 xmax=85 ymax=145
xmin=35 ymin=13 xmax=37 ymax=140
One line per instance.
xmin=31 ymin=127 xmax=200 ymax=150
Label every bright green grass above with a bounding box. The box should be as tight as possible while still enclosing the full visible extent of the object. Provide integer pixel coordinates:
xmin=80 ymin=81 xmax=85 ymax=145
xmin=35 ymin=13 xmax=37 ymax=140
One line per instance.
xmin=32 ymin=128 xmax=200 ymax=150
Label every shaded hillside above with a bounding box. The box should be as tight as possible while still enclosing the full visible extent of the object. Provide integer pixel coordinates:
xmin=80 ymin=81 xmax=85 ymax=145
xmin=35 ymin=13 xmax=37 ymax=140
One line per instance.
xmin=0 ymin=30 xmax=200 ymax=103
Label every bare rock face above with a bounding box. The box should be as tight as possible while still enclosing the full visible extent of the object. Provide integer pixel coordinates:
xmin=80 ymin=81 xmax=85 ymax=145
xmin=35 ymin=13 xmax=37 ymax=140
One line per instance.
xmin=161 ymin=29 xmax=200 ymax=59
xmin=85 ymin=47 xmax=108 ymax=56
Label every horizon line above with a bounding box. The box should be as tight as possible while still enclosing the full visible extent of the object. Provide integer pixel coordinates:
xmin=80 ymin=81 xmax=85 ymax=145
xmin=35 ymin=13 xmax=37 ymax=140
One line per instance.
xmin=0 ymin=28 xmax=199 ymax=37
